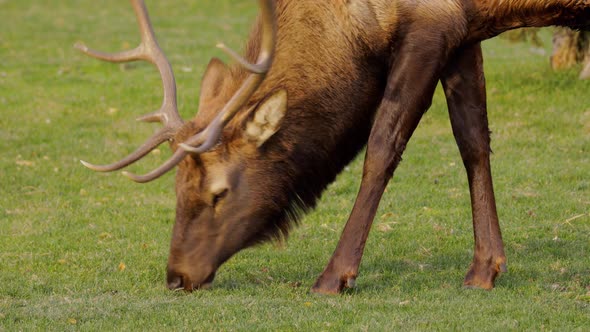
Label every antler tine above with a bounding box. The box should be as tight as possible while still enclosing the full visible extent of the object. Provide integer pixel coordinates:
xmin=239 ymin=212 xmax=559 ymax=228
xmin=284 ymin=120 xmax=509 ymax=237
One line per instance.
xmin=217 ymin=43 xmax=269 ymax=74
xmin=78 ymin=0 xmax=185 ymax=176
xmin=122 ymin=148 xmax=188 ymax=183
xmin=80 ymin=126 xmax=175 ymax=173
xmin=77 ymin=0 xmax=183 ymax=129
xmin=181 ymin=0 xmax=276 ymax=154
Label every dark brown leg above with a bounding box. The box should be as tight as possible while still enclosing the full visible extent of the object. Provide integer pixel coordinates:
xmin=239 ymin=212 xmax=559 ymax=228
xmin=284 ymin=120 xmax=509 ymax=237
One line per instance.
xmin=441 ymin=43 xmax=506 ymax=290
xmin=311 ymin=38 xmax=447 ymax=294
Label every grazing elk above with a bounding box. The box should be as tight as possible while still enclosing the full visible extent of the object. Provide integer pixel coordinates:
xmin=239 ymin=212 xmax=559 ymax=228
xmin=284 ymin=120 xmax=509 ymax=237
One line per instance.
xmin=77 ymin=0 xmax=590 ymax=294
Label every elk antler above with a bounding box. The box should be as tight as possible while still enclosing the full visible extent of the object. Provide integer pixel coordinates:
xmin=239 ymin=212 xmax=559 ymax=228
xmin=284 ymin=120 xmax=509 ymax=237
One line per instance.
xmin=180 ymin=0 xmax=276 ymax=154
xmin=78 ymin=0 xmax=277 ymax=183
xmin=77 ymin=0 xmax=183 ymax=174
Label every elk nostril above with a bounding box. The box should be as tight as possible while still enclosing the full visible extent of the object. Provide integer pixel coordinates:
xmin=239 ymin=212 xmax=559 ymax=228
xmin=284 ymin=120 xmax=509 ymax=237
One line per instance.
xmin=167 ymin=276 xmax=183 ymax=290
xmin=167 ymin=272 xmax=184 ymax=290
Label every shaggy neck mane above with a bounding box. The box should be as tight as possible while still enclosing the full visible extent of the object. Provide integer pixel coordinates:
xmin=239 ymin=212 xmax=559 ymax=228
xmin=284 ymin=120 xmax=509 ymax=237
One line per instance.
xmin=228 ymin=5 xmax=386 ymax=243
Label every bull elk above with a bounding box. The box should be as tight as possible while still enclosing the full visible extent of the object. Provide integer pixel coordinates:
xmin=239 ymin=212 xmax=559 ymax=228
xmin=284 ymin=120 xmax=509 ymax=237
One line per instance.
xmin=76 ymin=0 xmax=590 ymax=294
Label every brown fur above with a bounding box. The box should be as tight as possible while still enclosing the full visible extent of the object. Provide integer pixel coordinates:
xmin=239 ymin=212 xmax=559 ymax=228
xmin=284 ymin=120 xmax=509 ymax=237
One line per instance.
xmin=90 ymin=0 xmax=590 ymax=292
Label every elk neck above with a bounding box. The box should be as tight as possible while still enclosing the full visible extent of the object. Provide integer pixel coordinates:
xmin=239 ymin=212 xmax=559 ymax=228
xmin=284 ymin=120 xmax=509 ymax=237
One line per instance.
xmin=210 ymin=0 xmax=392 ymax=239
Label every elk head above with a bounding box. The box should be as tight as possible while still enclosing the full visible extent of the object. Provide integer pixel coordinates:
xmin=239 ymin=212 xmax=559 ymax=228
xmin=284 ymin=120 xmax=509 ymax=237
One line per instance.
xmin=77 ymin=0 xmax=282 ymax=290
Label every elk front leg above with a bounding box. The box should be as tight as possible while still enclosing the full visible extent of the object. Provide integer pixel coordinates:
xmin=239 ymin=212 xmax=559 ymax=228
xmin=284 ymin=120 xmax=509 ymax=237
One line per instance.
xmin=312 ymin=40 xmax=446 ymax=295
xmin=441 ymin=43 xmax=506 ymax=290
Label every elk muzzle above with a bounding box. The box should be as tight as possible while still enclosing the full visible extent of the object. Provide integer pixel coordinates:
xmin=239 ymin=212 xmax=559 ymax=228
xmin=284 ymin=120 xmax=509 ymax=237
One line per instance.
xmin=166 ymin=265 xmax=217 ymax=291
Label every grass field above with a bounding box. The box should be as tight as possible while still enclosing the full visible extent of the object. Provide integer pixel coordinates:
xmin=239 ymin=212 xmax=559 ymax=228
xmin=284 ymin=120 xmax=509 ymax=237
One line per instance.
xmin=1 ymin=1 xmax=589 ymax=330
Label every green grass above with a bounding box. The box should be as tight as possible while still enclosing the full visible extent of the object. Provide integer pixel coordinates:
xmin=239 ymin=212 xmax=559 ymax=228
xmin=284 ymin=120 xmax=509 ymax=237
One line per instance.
xmin=1 ymin=1 xmax=589 ymax=330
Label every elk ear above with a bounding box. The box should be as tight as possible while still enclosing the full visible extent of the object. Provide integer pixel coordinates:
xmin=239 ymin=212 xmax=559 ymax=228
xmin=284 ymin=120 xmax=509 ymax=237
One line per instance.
xmin=199 ymin=57 xmax=228 ymax=107
xmin=245 ymin=89 xmax=287 ymax=147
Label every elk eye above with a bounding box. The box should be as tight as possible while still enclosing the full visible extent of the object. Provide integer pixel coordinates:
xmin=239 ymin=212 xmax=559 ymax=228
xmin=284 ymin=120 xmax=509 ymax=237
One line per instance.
xmin=212 ymin=188 xmax=228 ymax=208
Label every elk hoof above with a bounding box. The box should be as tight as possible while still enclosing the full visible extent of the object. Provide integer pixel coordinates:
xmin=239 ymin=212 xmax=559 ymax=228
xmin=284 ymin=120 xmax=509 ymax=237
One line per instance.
xmin=310 ymin=272 xmax=357 ymax=295
xmin=463 ymin=257 xmax=507 ymax=290
xmin=345 ymin=277 xmax=356 ymax=289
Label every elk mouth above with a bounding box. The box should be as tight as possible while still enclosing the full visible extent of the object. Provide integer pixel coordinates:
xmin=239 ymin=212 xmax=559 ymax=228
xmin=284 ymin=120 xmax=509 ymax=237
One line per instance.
xmin=167 ymin=271 xmax=216 ymax=291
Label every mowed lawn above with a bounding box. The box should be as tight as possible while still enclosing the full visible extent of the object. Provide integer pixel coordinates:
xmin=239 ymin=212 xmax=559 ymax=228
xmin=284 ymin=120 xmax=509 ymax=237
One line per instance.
xmin=1 ymin=1 xmax=589 ymax=330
